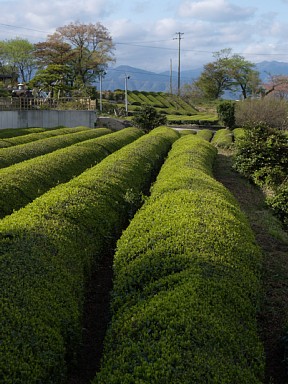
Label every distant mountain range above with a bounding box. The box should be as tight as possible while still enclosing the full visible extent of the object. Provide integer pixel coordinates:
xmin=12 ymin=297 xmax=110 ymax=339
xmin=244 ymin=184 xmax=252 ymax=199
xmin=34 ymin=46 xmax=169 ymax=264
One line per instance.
xmin=99 ymin=61 xmax=288 ymax=93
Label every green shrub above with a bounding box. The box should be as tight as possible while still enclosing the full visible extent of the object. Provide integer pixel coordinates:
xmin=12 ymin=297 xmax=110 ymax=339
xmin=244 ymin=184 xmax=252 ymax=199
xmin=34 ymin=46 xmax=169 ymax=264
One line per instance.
xmin=0 ymin=128 xmax=143 ymax=218
xmin=0 ymin=126 xmax=90 ymax=148
xmin=233 ymin=122 xmax=288 ymax=227
xmin=267 ymin=180 xmax=288 ymax=228
xmin=94 ymin=135 xmax=264 ymax=383
xmin=0 ymin=126 xmax=179 ymax=383
xmin=179 ymin=129 xmax=196 ymax=136
xmin=211 ymin=128 xmax=233 ymax=148
xmin=217 ymin=101 xmax=235 ymax=129
xmin=131 ymin=105 xmax=167 ymax=133
xmin=196 ymin=128 xmax=214 ymax=141
xmin=233 ymin=127 xmax=245 ymax=142
xmin=0 ymin=127 xmax=47 ymax=139
xmin=0 ymin=128 xmax=110 ymax=168
xmin=233 ymin=123 xmax=288 ymax=187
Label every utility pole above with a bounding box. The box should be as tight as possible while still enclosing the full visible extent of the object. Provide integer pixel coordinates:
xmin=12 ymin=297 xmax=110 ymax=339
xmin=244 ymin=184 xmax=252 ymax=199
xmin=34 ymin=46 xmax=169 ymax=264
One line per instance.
xmin=124 ymin=74 xmax=130 ymax=115
xmin=99 ymin=72 xmax=103 ymax=112
xmin=98 ymin=70 xmax=106 ymax=113
xmin=170 ymin=59 xmax=173 ymax=94
xmin=174 ymin=32 xmax=184 ymax=95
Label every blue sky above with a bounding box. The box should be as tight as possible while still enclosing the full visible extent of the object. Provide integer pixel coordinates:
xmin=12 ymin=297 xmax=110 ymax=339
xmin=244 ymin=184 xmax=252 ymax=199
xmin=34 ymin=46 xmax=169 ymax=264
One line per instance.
xmin=1 ymin=0 xmax=288 ymax=73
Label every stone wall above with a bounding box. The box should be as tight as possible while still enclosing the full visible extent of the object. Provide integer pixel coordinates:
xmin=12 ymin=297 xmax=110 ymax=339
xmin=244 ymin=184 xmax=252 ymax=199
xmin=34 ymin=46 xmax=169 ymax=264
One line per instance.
xmin=95 ymin=117 xmax=132 ymax=131
xmin=0 ymin=110 xmax=97 ymax=129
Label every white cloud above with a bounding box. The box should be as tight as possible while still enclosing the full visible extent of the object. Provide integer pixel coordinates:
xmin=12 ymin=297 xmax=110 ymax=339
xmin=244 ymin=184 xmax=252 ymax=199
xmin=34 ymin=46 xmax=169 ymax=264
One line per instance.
xmin=0 ymin=0 xmax=112 ymax=36
xmin=153 ymin=18 xmax=178 ymax=38
xmin=107 ymin=19 xmax=149 ymax=41
xmin=0 ymin=0 xmax=288 ymax=71
xmin=178 ymin=0 xmax=256 ymax=22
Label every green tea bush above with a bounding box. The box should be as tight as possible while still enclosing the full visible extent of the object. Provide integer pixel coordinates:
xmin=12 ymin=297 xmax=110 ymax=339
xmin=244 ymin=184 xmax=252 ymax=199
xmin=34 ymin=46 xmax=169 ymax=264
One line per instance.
xmin=196 ymin=128 xmax=214 ymax=141
xmin=179 ymin=129 xmax=196 ymax=136
xmin=0 ymin=126 xmax=90 ymax=148
xmin=0 ymin=127 xmax=47 ymax=139
xmin=0 ymin=128 xmax=143 ymax=218
xmin=0 ymin=128 xmax=110 ymax=168
xmin=211 ymin=128 xmax=233 ymax=148
xmin=94 ymin=135 xmax=264 ymax=384
xmin=233 ymin=127 xmax=245 ymax=142
xmin=0 ymin=126 xmax=179 ymax=384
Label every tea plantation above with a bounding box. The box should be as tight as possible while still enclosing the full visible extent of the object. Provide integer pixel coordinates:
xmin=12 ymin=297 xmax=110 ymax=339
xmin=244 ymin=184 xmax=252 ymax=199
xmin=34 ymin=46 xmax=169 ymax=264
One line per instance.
xmin=0 ymin=124 xmax=286 ymax=383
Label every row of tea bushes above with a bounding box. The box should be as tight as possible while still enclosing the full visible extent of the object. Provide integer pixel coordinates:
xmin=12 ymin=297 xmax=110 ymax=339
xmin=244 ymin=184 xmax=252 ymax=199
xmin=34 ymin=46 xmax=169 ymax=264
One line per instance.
xmin=0 ymin=126 xmax=90 ymax=148
xmin=0 ymin=127 xmax=143 ymax=218
xmin=211 ymin=128 xmax=233 ymax=148
xmin=195 ymin=128 xmax=214 ymax=141
xmin=0 ymin=126 xmax=179 ymax=384
xmin=95 ymin=135 xmax=264 ymax=383
xmin=178 ymin=129 xmax=196 ymax=136
xmin=0 ymin=127 xmax=110 ymax=168
xmin=232 ymin=127 xmax=245 ymax=142
xmin=0 ymin=127 xmax=48 ymax=139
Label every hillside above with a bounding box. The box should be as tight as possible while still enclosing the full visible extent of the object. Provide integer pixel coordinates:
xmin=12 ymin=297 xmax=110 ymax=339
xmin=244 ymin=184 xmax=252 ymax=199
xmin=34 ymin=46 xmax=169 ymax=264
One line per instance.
xmin=100 ymin=65 xmax=202 ymax=92
xmin=99 ymin=90 xmax=218 ymax=124
xmin=100 ymin=61 xmax=288 ymax=92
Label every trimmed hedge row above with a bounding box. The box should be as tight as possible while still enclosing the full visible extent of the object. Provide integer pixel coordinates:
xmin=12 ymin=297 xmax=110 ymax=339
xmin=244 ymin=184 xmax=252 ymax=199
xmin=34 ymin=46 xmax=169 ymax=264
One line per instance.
xmin=0 ymin=127 xmax=110 ymax=168
xmin=211 ymin=128 xmax=233 ymax=148
xmin=196 ymin=128 xmax=214 ymax=141
xmin=0 ymin=126 xmax=90 ymax=148
xmin=0 ymin=127 xmax=47 ymax=139
xmin=95 ymin=135 xmax=264 ymax=383
xmin=0 ymin=126 xmax=179 ymax=384
xmin=0 ymin=127 xmax=143 ymax=218
xmin=179 ymin=129 xmax=196 ymax=136
xmin=233 ymin=127 xmax=245 ymax=142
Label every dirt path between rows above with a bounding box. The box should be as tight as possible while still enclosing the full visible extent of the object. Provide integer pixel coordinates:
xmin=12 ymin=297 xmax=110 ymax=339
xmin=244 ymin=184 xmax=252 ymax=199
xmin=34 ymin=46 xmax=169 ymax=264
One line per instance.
xmin=67 ymin=250 xmax=114 ymax=384
xmin=213 ymin=149 xmax=288 ymax=384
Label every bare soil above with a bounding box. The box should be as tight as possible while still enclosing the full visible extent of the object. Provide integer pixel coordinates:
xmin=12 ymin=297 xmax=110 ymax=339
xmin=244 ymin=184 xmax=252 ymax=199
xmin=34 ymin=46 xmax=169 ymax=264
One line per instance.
xmin=67 ymin=251 xmax=114 ymax=384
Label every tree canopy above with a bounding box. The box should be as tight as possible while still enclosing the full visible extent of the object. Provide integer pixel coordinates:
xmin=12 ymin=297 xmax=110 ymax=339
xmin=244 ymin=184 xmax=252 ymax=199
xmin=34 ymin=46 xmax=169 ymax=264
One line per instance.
xmin=194 ymin=48 xmax=261 ymax=100
xmin=49 ymin=21 xmax=115 ymax=86
xmin=0 ymin=21 xmax=115 ymax=95
xmin=0 ymin=38 xmax=36 ymax=83
xmin=131 ymin=105 xmax=167 ymax=133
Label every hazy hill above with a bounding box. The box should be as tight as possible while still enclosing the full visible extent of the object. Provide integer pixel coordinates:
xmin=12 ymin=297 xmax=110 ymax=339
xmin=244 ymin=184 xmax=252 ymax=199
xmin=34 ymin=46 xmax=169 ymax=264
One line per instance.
xmin=100 ymin=65 xmax=202 ymax=92
xmin=256 ymin=60 xmax=288 ymax=81
xmin=99 ymin=61 xmax=288 ymax=92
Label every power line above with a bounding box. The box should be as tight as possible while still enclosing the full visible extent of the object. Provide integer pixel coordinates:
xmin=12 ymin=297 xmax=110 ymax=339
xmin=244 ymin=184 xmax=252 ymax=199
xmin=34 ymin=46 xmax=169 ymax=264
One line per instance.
xmin=0 ymin=23 xmax=48 ymax=34
xmin=1 ymin=23 xmax=288 ymax=58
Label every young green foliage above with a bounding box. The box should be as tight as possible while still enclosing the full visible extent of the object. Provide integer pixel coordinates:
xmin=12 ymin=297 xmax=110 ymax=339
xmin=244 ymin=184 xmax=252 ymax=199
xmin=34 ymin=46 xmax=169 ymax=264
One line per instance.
xmin=0 ymin=127 xmax=143 ymax=218
xmin=0 ymin=128 xmax=110 ymax=168
xmin=0 ymin=126 xmax=179 ymax=383
xmin=95 ymin=135 xmax=264 ymax=384
xmin=211 ymin=128 xmax=233 ymax=148
xmin=0 ymin=126 xmax=90 ymax=148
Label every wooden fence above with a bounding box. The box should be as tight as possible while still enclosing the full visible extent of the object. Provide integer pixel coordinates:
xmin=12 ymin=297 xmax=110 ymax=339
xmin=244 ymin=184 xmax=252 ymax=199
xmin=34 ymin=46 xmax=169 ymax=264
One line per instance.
xmin=0 ymin=97 xmax=96 ymax=111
